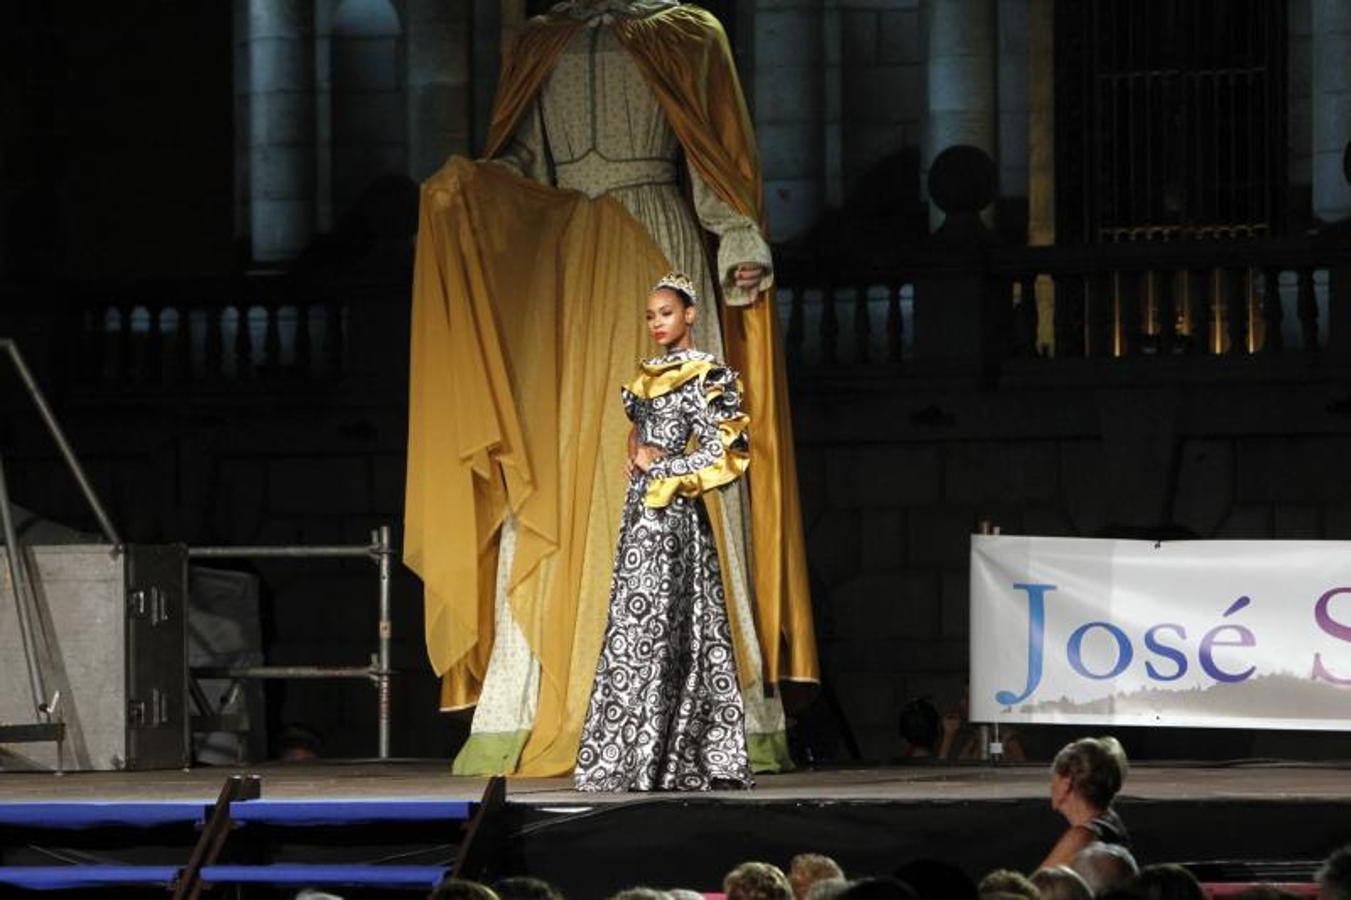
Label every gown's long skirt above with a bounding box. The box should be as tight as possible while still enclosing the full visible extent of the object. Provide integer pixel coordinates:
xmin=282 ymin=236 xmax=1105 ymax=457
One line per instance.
xmin=574 ymin=478 xmax=752 ymax=791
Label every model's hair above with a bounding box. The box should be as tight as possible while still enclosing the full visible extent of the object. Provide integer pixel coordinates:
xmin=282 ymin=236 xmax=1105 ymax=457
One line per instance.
xmin=1029 ymin=866 xmax=1092 ymax=900
xmin=725 ymin=861 xmax=794 ymax=900
xmin=654 ymin=284 xmax=695 ymax=307
xmin=1051 ymin=736 xmax=1128 ymax=808
xmin=1318 ymin=845 xmax=1351 ymax=900
xmin=652 ymin=271 xmax=698 ymax=306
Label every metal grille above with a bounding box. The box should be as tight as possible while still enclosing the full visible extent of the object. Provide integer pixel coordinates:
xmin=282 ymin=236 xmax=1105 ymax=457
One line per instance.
xmin=1055 ymin=0 xmax=1288 ymax=242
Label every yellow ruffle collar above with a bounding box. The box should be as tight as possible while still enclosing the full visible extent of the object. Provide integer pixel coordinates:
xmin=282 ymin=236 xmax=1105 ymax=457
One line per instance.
xmin=623 ymin=350 xmax=717 ymax=400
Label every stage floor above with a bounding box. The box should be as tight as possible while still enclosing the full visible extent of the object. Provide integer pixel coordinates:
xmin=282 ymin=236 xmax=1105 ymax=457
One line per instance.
xmin=2 ymin=759 xmax=1349 ymax=805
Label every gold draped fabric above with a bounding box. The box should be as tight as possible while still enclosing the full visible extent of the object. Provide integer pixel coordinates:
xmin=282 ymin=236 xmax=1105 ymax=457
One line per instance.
xmin=407 ymin=157 xmax=669 ymax=716
xmin=406 ymin=5 xmax=819 ymax=777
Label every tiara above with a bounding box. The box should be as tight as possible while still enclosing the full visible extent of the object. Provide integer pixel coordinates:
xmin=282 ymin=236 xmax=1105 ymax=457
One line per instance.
xmin=654 ymin=271 xmax=698 ymax=305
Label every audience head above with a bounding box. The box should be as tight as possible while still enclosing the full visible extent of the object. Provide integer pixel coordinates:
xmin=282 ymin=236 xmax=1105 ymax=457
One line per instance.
xmin=430 ymin=879 xmax=502 ymax=900
xmin=979 ymin=870 xmax=1042 ymax=900
xmin=1319 ymin=844 xmax=1351 ymax=900
xmin=838 ymin=878 xmax=920 ymax=900
xmin=493 ymin=876 xmax=564 ymax=900
xmin=1051 ymin=737 xmax=1128 ymax=812
xmin=893 ymin=859 xmax=978 ymax=900
xmin=725 ymin=862 xmax=794 ymax=900
xmin=790 ymin=854 xmax=846 ymax=900
xmin=898 ymin=699 xmax=941 ymax=755
xmin=1030 ymin=867 xmax=1092 ymax=900
xmin=666 ymin=892 xmax=705 ymax=900
xmin=608 ymin=890 xmax=671 ymax=900
xmin=805 ymin=879 xmax=851 ymax=900
xmin=1123 ymin=864 xmax=1205 ymax=900
xmin=1071 ymin=842 xmax=1139 ymax=896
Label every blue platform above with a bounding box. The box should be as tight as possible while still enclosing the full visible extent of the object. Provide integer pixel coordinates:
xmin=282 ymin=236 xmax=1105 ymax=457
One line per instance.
xmin=0 ymin=794 xmax=474 ymax=891
xmin=0 ymin=798 xmax=471 ymax=829
xmin=0 ymin=863 xmax=448 ymax=891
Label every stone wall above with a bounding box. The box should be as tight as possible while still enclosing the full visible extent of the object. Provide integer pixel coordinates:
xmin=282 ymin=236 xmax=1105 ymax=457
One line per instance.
xmin=830 ymin=0 xmax=925 ymax=205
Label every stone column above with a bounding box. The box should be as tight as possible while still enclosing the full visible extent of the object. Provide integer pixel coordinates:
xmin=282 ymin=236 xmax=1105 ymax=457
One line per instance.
xmin=472 ymin=0 xmax=503 ymax=152
xmin=924 ymin=0 xmax=996 ymax=230
xmin=754 ymin=0 xmax=825 ymax=241
xmin=1026 ymin=0 xmax=1055 ymax=350
xmin=407 ymin=0 xmax=472 ymax=181
xmin=233 ymin=0 xmax=251 ymax=242
xmin=1312 ymin=0 xmax=1351 ymax=223
xmin=247 ymin=0 xmax=316 ymax=263
xmin=996 ymin=0 xmax=1028 ymax=239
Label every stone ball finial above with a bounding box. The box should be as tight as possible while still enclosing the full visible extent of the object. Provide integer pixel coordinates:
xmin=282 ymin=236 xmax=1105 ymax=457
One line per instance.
xmin=928 ymin=144 xmax=997 ymax=215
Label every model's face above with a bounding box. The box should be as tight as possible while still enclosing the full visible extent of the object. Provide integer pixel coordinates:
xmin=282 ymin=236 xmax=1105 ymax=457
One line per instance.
xmin=646 ymin=289 xmax=694 ymax=348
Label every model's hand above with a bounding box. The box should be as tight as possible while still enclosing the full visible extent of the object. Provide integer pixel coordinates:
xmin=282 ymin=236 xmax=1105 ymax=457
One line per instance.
xmin=632 ymin=444 xmax=667 ymax=474
xmin=735 ymin=262 xmax=766 ymax=304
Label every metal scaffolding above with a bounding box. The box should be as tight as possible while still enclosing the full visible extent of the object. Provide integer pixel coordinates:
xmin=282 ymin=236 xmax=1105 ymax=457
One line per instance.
xmin=188 ymin=525 xmax=397 ymax=760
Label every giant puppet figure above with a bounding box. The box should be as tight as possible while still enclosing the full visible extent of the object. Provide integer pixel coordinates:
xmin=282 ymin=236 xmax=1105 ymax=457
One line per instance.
xmin=404 ymin=0 xmax=818 ymax=777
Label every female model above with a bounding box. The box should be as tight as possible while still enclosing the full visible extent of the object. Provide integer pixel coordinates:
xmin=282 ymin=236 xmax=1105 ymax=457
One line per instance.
xmin=575 ymin=272 xmax=752 ymax=791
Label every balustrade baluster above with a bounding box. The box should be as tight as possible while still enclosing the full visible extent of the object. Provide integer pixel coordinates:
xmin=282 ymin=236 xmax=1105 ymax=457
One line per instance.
xmin=1260 ymin=267 xmax=1283 ymax=354
xmin=1014 ymin=274 xmax=1038 ymax=357
xmin=1297 ymin=267 xmax=1318 ymax=351
xmin=173 ymin=306 xmax=191 ymax=383
xmin=854 ymin=286 xmax=870 ymax=364
xmin=296 ymin=303 xmax=314 ymax=378
xmin=148 ymin=306 xmax=165 ymax=383
xmin=1087 ymin=272 xmax=1114 ymax=357
xmin=1225 ymin=268 xmax=1249 ymax=354
xmin=1116 ymin=271 xmax=1142 ymax=357
xmin=1052 ymin=274 xmax=1083 ymax=358
xmin=264 ymin=304 xmax=282 ymax=378
xmin=119 ymin=303 xmax=135 ymax=381
xmin=326 ymin=302 xmax=345 ymax=378
xmin=102 ymin=306 xmax=123 ymax=381
xmin=205 ymin=306 xmax=223 ymax=379
xmin=1156 ymin=270 xmax=1177 ymax=354
xmin=1188 ymin=269 xmax=1213 ymax=354
xmin=886 ymin=283 xmax=903 ymax=364
xmin=235 ymin=304 xmax=253 ymax=379
xmin=820 ymin=284 xmax=838 ymax=366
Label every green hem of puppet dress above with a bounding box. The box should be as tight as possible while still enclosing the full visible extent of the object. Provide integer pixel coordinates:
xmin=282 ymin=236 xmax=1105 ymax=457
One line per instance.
xmin=450 ymin=730 xmax=531 ymax=776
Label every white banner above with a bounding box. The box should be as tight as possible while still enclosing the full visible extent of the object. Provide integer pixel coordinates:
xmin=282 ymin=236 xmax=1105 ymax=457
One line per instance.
xmin=969 ymin=535 xmax=1351 ymax=730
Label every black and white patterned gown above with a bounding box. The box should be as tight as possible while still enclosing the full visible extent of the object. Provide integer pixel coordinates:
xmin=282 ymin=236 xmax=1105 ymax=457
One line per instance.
xmin=574 ymin=348 xmax=753 ymax=791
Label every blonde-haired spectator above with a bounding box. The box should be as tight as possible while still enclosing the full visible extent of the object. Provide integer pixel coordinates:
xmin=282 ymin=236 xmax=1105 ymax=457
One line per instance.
xmin=1030 ymin=866 xmax=1092 ymax=900
xmin=805 ymin=879 xmax=850 ymax=900
xmin=725 ymin=861 xmax=794 ymax=900
xmin=1071 ymin=842 xmax=1138 ymax=896
xmin=789 ymin=854 xmax=846 ymax=900
xmin=978 ymin=870 xmax=1041 ymax=900
xmin=1041 ymin=737 xmax=1130 ymax=869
